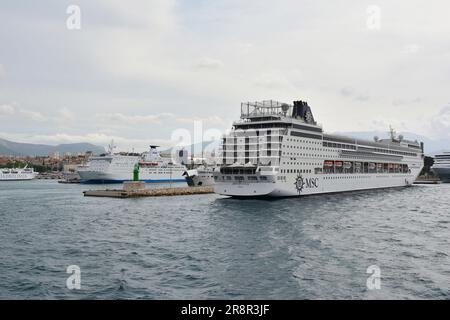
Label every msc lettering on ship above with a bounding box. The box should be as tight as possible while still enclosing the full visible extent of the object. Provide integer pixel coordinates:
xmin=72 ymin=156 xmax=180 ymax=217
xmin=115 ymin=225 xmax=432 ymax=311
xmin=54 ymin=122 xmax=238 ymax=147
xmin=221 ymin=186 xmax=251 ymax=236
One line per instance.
xmin=295 ymin=175 xmax=319 ymax=193
xmin=304 ymin=177 xmax=319 ymax=188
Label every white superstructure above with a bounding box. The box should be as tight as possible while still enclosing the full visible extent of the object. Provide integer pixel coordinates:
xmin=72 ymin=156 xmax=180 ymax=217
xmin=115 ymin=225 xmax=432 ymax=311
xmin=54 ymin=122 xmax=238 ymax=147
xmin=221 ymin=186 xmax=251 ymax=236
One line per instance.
xmin=0 ymin=166 xmax=37 ymax=181
xmin=431 ymin=151 xmax=450 ymax=183
xmin=183 ymin=165 xmax=216 ymax=187
xmin=214 ymin=100 xmax=424 ymax=197
xmin=77 ymin=145 xmax=187 ymax=184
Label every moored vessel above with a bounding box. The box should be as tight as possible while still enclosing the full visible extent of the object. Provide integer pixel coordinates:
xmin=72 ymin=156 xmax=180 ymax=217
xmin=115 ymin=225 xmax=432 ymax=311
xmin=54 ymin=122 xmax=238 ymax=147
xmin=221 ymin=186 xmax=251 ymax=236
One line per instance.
xmin=214 ymin=100 xmax=424 ymax=197
xmin=77 ymin=145 xmax=187 ymax=184
xmin=0 ymin=166 xmax=37 ymax=181
xmin=431 ymin=151 xmax=450 ymax=183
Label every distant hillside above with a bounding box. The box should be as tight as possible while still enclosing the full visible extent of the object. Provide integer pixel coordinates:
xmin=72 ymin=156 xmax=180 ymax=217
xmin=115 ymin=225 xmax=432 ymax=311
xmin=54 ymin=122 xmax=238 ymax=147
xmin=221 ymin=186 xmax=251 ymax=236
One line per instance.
xmin=0 ymin=144 xmax=19 ymax=156
xmin=0 ymin=138 xmax=105 ymax=156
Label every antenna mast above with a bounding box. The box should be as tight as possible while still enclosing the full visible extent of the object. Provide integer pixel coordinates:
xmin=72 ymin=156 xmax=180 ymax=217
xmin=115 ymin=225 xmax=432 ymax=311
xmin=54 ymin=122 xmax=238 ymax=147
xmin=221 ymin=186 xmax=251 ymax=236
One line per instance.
xmin=108 ymin=139 xmax=116 ymax=154
xmin=389 ymin=126 xmax=397 ymax=141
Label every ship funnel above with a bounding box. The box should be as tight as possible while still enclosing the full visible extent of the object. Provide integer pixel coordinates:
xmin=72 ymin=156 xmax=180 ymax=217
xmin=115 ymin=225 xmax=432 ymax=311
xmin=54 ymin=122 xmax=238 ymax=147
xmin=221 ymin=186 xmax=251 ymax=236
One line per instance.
xmin=292 ymin=100 xmax=316 ymax=124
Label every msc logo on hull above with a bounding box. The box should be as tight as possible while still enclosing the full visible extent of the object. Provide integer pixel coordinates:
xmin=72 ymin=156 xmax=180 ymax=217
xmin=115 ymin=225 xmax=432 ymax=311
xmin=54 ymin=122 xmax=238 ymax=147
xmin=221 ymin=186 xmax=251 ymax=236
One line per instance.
xmin=294 ymin=174 xmax=319 ymax=194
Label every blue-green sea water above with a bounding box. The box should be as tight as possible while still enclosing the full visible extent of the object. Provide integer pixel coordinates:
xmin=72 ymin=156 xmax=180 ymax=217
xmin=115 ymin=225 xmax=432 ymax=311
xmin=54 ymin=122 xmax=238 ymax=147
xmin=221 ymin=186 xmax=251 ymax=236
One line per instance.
xmin=0 ymin=180 xmax=449 ymax=299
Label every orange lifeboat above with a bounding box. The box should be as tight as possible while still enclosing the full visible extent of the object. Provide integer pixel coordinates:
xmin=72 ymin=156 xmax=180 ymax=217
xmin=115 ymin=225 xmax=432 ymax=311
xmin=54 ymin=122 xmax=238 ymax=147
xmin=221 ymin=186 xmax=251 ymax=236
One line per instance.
xmin=139 ymin=161 xmax=159 ymax=167
xmin=324 ymin=160 xmax=334 ymax=167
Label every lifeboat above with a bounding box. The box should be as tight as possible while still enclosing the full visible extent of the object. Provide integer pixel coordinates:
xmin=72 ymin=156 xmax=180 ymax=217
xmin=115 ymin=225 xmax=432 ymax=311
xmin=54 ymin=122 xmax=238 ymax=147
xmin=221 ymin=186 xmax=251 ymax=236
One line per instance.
xmin=139 ymin=161 xmax=159 ymax=167
xmin=368 ymin=163 xmax=376 ymax=170
xmin=377 ymin=163 xmax=383 ymax=168
xmin=343 ymin=162 xmax=352 ymax=169
xmin=335 ymin=161 xmax=343 ymax=168
xmin=355 ymin=162 xmax=362 ymax=168
xmin=324 ymin=160 xmax=334 ymax=167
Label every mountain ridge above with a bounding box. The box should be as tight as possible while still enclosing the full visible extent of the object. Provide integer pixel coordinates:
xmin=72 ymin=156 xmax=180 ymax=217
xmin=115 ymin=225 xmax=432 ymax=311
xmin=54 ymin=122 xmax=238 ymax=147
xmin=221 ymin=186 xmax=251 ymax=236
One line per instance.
xmin=0 ymin=138 xmax=105 ymax=156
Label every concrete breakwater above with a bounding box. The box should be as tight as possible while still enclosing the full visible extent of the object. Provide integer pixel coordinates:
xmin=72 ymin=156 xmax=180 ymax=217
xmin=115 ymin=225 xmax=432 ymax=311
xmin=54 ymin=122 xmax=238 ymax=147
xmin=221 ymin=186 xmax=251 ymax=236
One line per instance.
xmin=414 ymin=176 xmax=442 ymax=184
xmin=83 ymin=186 xmax=214 ymax=198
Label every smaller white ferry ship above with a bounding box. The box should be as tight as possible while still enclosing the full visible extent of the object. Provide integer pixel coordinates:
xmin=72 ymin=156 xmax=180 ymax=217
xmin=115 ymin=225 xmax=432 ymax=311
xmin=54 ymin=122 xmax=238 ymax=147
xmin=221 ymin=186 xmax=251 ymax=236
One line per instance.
xmin=431 ymin=151 xmax=450 ymax=183
xmin=0 ymin=166 xmax=37 ymax=181
xmin=77 ymin=144 xmax=187 ymax=184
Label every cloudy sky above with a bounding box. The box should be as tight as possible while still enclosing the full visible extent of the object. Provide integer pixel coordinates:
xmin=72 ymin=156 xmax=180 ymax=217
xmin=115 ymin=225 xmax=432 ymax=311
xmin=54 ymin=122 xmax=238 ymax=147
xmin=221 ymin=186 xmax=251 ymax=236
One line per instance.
xmin=0 ymin=0 xmax=449 ymax=151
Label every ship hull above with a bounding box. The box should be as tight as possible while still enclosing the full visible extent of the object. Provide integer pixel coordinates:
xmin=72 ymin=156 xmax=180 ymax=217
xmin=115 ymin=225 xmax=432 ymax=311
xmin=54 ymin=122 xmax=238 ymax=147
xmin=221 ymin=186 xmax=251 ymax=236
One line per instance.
xmin=183 ymin=169 xmax=215 ymax=187
xmin=80 ymin=178 xmax=186 ymax=184
xmin=432 ymin=167 xmax=450 ymax=183
xmin=185 ymin=176 xmax=214 ymax=187
xmin=214 ymin=170 xmax=422 ymax=198
xmin=78 ymin=170 xmax=186 ymax=184
xmin=0 ymin=173 xmax=36 ymax=181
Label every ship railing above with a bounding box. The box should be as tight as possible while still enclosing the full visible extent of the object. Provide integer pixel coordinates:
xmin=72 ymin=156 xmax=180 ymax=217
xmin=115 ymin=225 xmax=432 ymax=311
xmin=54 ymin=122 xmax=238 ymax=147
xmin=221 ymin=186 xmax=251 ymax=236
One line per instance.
xmin=240 ymin=100 xmax=292 ymax=119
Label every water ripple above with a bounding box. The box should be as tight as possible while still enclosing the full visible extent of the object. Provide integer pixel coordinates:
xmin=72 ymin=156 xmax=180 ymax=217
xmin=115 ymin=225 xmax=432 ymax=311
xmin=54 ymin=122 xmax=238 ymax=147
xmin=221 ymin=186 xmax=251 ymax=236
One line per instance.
xmin=0 ymin=181 xmax=449 ymax=299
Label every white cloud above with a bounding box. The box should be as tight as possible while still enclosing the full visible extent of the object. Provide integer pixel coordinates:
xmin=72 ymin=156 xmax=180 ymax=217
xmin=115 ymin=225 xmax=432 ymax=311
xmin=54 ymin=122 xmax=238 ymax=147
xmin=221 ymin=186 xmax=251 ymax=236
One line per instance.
xmin=97 ymin=0 xmax=178 ymax=31
xmin=177 ymin=115 xmax=226 ymax=126
xmin=0 ymin=104 xmax=76 ymax=124
xmin=340 ymin=88 xmax=354 ymax=97
xmin=429 ymin=105 xmax=450 ymax=138
xmin=0 ymin=104 xmax=15 ymax=116
xmin=392 ymin=97 xmax=422 ymax=106
xmin=0 ymin=64 xmax=5 ymax=78
xmin=254 ymin=73 xmax=294 ymax=89
xmin=19 ymin=109 xmax=46 ymax=122
xmin=95 ymin=112 xmax=228 ymax=127
xmin=194 ymin=57 xmax=224 ymax=70
xmin=403 ymin=44 xmax=421 ymax=54
xmin=95 ymin=112 xmax=175 ymax=125
xmin=56 ymin=107 xmax=75 ymax=123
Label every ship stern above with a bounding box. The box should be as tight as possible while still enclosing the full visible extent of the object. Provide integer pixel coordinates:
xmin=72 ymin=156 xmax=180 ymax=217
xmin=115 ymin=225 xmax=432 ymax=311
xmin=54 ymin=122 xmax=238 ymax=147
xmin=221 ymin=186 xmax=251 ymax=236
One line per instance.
xmin=213 ymin=165 xmax=278 ymax=197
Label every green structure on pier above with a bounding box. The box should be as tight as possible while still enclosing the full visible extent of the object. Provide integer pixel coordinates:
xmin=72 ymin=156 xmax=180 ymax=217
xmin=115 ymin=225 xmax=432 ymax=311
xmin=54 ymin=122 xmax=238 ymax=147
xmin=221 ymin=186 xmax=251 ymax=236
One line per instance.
xmin=133 ymin=163 xmax=139 ymax=181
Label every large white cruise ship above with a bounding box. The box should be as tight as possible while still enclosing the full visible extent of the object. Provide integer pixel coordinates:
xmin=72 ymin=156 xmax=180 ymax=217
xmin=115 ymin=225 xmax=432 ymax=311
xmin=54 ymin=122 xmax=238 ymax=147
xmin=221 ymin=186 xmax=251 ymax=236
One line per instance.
xmin=0 ymin=166 xmax=37 ymax=181
xmin=431 ymin=151 xmax=450 ymax=183
xmin=213 ymin=100 xmax=424 ymax=197
xmin=77 ymin=145 xmax=187 ymax=184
